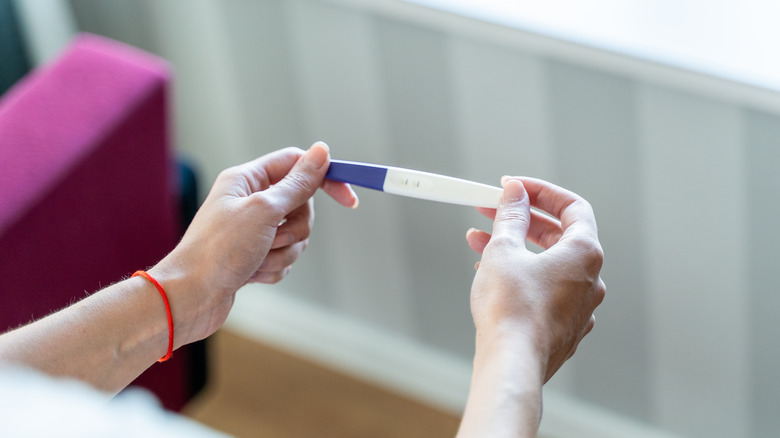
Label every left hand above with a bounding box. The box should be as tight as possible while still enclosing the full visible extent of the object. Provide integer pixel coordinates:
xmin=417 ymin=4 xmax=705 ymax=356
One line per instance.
xmin=465 ymin=177 xmax=605 ymax=382
xmin=151 ymin=142 xmax=357 ymax=347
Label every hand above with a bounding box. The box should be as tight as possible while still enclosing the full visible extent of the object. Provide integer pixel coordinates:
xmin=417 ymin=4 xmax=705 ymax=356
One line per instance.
xmin=466 ymin=177 xmax=605 ymax=382
xmin=151 ymin=142 xmax=357 ymax=347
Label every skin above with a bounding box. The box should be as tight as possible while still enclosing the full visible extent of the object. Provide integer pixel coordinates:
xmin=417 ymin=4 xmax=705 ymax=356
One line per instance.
xmin=457 ymin=177 xmax=606 ymax=438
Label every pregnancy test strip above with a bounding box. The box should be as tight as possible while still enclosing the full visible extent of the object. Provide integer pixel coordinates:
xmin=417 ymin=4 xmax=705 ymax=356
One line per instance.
xmin=326 ymin=159 xmax=502 ymax=208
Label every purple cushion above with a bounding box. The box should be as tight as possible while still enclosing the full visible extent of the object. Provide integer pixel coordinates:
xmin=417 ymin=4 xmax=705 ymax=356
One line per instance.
xmin=0 ymin=33 xmax=197 ymax=410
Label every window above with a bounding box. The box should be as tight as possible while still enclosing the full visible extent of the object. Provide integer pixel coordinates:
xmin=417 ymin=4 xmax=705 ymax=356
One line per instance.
xmin=402 ymin=0 xmax=780 ymax=91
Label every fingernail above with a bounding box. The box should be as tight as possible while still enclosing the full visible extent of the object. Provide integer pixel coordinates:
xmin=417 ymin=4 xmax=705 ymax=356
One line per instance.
xmin=302 ymin=141 xmax=329 ymax=170
xmin=500 ymin=179 xmax=526 ymax=204
xmin=348 ymin=185 xmax=360 ymax=209
xmin=501 ymin=175 xmax=522 ymax=186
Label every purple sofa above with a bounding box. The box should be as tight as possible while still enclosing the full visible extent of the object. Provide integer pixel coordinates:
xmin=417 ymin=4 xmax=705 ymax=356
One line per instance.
xmin=0 ymin=34 xmax=204 ymax=411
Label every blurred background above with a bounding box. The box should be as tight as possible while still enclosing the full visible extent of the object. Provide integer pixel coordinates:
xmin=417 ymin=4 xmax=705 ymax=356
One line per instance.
xmin=4 ymin=0 xmax=780 ymax=437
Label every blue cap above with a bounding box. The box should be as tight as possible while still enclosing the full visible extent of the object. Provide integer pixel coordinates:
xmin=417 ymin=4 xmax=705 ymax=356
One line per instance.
xmin=325 ymin=160 xmax=388 ymax=192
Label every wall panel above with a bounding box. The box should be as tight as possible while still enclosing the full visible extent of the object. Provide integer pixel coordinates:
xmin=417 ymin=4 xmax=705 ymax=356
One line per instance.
xmin=547 ymin=60 xmax=651 ymax=420
xmin=745 ymin=109 xmax=780 ymax=438
xmin=639 ymin=86 xmax=748 ymax=437
xmin=285 ymin=0 xmax=417 ymax=330
xmin=375 ymin=17 xmax=475 ymax=357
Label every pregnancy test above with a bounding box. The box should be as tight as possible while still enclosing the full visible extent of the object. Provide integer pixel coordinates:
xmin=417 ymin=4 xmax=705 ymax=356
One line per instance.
xmin=326 ymin=159 xmax=502 ymax=208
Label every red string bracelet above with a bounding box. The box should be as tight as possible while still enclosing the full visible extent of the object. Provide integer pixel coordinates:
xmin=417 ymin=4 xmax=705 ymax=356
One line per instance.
xmin=132 ymin=270 xmax=174 ymax=362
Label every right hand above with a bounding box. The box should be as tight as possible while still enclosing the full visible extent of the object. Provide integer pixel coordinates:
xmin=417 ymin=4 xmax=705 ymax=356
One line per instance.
xmin=466 ymin=177 xmax=606 ymax=382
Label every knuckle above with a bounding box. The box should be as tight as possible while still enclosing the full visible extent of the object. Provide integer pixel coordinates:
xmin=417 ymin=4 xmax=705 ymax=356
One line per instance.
xmin=295 ymin=229 xmax=311 ymax=244
xmin=498 ymin=205 xmax=530 ymax=226
xmin=250 ymin=193 xmax=287 ymax=221
xmin=588 ymin=243 xmax=605 ymax=269
xmin=586 ymin=315 xmax=596 ymax=335
xmin=217 ymin=166 xmax=242 ymax=183
xmin=570 ymin=235 xmax=604 ymax=270
xmin=286 ymin=171 xmax=317 ymax=193
xmin=580 ymin=197 xmax=595 ymax=214
xmin=573 ymin=197 xmax=596 ymax=220
xmin=282 ymin=146 xmax=305 ymax=155
xmin=486 ymin=233 xmax=523 ymax=252
xmin=594 ymin=278 xmax=606 ymax=305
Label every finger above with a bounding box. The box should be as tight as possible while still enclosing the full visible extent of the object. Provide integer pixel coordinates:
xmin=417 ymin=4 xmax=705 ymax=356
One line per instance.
xmin=262 ymin=141 xmax=331 ymax=214
xmin=517 ymin=177 xmax=579 ymax=220
xmin=322 ymin=179 xmax=359 ymax=209
xmin=478 ymin=204 xmax=563 ymax=250
xmin=485 ymin=178 xmax=531 ymax=251
xmin=475 ymin=207 xmax=497 ymax=221
xmin=526 ymin=209 xmax=563 ymax=250
xmin=477 ymin=204 xmax=563 ymax=253
xmin=466 ymin=228 xmax=491 ymax=254
xmin=257 ymin=240 xmax=309 ymax=273
xmin=271 ymin=199 xmax=314 ymax=249
xmin=250 ymin=266 xmax=293 ymax=284
xmin=519 ymin=177 xmax=598 ymax=241
xmin=271 ymin=231 xmax=295 ymax=250
xmin=230 ymin=147 xmax=306 ymax=194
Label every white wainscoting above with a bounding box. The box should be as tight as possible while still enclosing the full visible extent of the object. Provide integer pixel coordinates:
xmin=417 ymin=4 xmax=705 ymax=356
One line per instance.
xmin=227 ymin=284 xmax=681 ymax=438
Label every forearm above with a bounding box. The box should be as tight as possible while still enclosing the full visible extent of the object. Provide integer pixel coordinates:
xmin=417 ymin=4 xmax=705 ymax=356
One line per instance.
xmin=457 ymin=331 xmax=546 ymax=438
xmin=0 ymin=275 xmax=172 ymax=394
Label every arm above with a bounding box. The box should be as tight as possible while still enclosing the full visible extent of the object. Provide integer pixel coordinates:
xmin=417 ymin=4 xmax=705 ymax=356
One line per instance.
xmin=0 ymin=142 xmax=357 ymax=394
xmin=457 ymin=177 xmax=606 ymax=438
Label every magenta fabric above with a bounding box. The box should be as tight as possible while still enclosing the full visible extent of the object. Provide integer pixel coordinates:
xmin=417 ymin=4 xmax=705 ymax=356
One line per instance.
xmin=0 ymin=34 xmax=194 ymax=411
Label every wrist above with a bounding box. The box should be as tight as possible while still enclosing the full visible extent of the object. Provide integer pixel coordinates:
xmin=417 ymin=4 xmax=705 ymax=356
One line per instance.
xmin=146 ymin=253 xmax=208 ymax=349
xmin=474 ymin=320 xmax=550 ymax=376
xmin=460 ymin=325 xmax=546 ymax=437
xmin=131 ymin=271 xmax=173 ymax=362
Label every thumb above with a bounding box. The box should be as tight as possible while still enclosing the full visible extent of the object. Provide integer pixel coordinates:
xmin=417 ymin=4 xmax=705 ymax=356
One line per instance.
xmin=264 ymin=142 xmax=330 ymax=214
xmin=490 ymin=177 xmax=531 ymax=248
